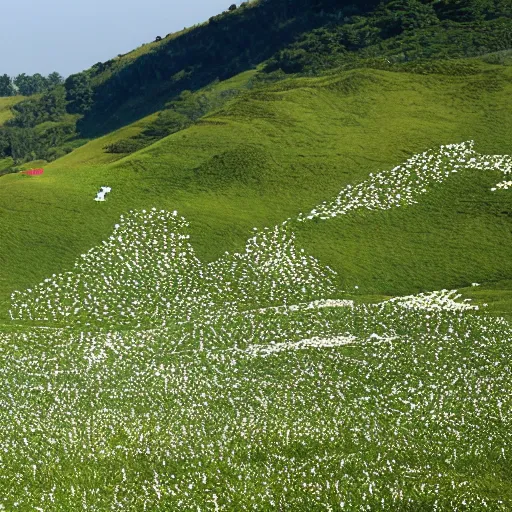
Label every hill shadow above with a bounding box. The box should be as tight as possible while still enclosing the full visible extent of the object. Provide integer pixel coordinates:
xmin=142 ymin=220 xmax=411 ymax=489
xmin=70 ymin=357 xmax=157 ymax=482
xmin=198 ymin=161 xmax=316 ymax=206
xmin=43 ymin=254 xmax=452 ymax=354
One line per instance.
xmin=77 ymin=0 xmax=379 ymax=138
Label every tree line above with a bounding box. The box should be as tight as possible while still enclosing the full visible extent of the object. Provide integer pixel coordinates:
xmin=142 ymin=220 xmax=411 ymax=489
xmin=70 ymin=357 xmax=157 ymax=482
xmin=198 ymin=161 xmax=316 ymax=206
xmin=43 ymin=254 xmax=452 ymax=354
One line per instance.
xmin=0 ymin=72 xmax=64 ymax=97
xmin=264 ymin=0 xmax=512 ymax=73
xmin=0 ymin=71 xmax=94 ymax=165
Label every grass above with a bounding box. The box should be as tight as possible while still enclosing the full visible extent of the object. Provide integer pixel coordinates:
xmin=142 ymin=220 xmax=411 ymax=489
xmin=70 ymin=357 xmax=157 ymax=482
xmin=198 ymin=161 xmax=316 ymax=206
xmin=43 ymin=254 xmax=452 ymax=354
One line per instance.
xmin=296 ymin=169 xmax=512 ymax=307
xmin=0 ymin=60 xmax=510 ymax=317
xmin=1 ymin=270 xmax=511 ymax=509
xmin=0 ymin=95 xmax=25 ymax=125
xmin=1 ymin=56 xmax=512 ymax=509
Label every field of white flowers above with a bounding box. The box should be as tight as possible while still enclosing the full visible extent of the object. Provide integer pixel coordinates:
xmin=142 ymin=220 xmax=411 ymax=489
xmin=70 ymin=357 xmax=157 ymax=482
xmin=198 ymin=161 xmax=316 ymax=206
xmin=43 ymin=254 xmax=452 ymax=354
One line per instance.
xmin=2 ymin=142 xmax=512 ymax=510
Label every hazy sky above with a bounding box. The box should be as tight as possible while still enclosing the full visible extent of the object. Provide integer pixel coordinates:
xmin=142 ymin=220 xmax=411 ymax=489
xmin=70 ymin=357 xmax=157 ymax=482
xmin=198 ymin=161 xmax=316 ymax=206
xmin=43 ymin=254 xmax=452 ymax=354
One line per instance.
xmin=1 ymin=0 xmax=232 ymax=78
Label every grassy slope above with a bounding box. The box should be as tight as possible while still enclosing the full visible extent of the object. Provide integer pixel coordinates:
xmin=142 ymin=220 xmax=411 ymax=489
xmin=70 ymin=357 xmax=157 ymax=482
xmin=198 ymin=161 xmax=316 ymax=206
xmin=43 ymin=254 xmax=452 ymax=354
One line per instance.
xmin=57 ymin=69 xmax=256 ymax=169
xmin=296 ymin=171 xmax=512 ymax=308
xmin=0 ymin=96 xmax=25 ymax=125
xmin=0 ymin=61 xmax=511 ymax=319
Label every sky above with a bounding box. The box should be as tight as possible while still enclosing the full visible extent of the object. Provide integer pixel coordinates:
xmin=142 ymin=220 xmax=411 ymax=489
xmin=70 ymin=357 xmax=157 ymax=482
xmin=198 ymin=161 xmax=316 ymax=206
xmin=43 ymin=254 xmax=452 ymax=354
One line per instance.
xmin=1 ymin=0 xmax=232 ymax=78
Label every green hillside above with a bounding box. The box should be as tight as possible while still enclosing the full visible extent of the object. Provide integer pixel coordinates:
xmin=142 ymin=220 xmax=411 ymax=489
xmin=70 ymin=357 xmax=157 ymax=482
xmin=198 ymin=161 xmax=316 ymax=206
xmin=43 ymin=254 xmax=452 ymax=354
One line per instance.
xmin=1 ymin=0 xmax=510 ymax=168
xmin=1 ymin=59 xmax=511 ymax=318
xmin=1 ymin=0 xmax=512 ymax=508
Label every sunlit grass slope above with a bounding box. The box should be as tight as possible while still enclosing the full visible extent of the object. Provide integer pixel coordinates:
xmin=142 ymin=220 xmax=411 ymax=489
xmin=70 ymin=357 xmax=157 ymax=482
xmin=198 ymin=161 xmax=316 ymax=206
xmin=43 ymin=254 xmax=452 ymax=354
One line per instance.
xmin=0 ymin=61 xmax=511 ymax=318
xmin=0 ymin=96 xmax=24 ymax=125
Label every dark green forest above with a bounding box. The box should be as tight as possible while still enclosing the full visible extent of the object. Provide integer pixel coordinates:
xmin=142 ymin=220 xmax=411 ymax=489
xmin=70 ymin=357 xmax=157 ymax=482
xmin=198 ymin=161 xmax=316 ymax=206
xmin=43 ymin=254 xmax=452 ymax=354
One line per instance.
xmin=0 ymin=0 xmax=510 ymax=168
xmin=0 ymin=72 xmax=63 ymax=97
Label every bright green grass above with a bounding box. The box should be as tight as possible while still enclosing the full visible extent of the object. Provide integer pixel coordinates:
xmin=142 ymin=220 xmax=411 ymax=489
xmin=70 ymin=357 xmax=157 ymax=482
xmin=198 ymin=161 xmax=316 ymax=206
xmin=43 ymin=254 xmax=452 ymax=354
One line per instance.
xmin=0 ymin=95 xmax=24 ymax=125
xmin=0 ymin=63 xmax=511 ymax=319
xmin=53 ymin=113 xmax=159 ymax=169
xmin=15 ymin=159 xmax=48 ymax=171
xmin=295 ymin=170 xmax=512 ymax=299
xmin=458 ymin=280 xmax=512 ymax=319
xmin=1 ymin=55 xmax=511 ymax=507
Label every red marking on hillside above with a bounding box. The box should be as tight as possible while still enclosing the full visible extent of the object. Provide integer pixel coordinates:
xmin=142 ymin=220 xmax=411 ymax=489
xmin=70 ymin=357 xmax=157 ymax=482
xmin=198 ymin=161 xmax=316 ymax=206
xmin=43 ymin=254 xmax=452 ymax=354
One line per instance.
xmin=20 ymin=168 xmax=44 ymax=176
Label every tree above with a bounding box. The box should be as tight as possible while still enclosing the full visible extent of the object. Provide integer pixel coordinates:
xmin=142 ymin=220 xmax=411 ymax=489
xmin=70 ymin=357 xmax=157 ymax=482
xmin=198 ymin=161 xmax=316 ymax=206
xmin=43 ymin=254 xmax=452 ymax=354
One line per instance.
xmin=14 ymin=74 xmax=31 ymax=95
xmin=434 ymin=0 xmax=496 ymax=21
xmin=8 ymin=87 xmax=66 ymax=128
xmin=0 ymin=129 xmax=10 ymax=156
xmin=65 ymin=73 xmax=94 ymax=114
xmin=265 ymin=48 xmax=310 ymax=73
xmin=0 ymin=74 xmax=15 ymax=97
xmin=31 ymin=73 xmax=48 ymax=93
xmin=40 ymin=87 xmax=67 ymax=121
xmin=47 ymin=72 xmax=64 ymax=89
xmin=14 ymin=73 xmax=48 ymax=96
xmin=5 ymin=127 xmax=41 ymax=161
xmin=8 ymin=99 xmax=43 ymax=128
xmin=376 ymin=0 xmax=439 ymax=37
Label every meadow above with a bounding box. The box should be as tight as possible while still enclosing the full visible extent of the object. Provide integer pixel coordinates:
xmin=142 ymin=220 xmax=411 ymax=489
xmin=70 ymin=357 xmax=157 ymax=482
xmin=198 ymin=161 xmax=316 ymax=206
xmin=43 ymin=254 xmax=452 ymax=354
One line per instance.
xmin=1 ymin=44 xmax=512 ymax=509
xmin=1 ymin=298 xmax=511 ymax=510
xmin=1 ymin=61 xmax=512 ymax=318
xmin=8 ymin=140 xmax=511 ymax=328
xmin=1 ymin=141 xmax=511 ymax=509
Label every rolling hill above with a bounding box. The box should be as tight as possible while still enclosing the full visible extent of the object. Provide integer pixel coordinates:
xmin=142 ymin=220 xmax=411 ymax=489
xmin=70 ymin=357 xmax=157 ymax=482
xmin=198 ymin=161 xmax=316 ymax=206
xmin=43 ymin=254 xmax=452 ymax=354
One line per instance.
xmin=1 ymin=58 xmax=511 ymax=319
xmin=0 ymin=0 xmax=512 ymax=509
